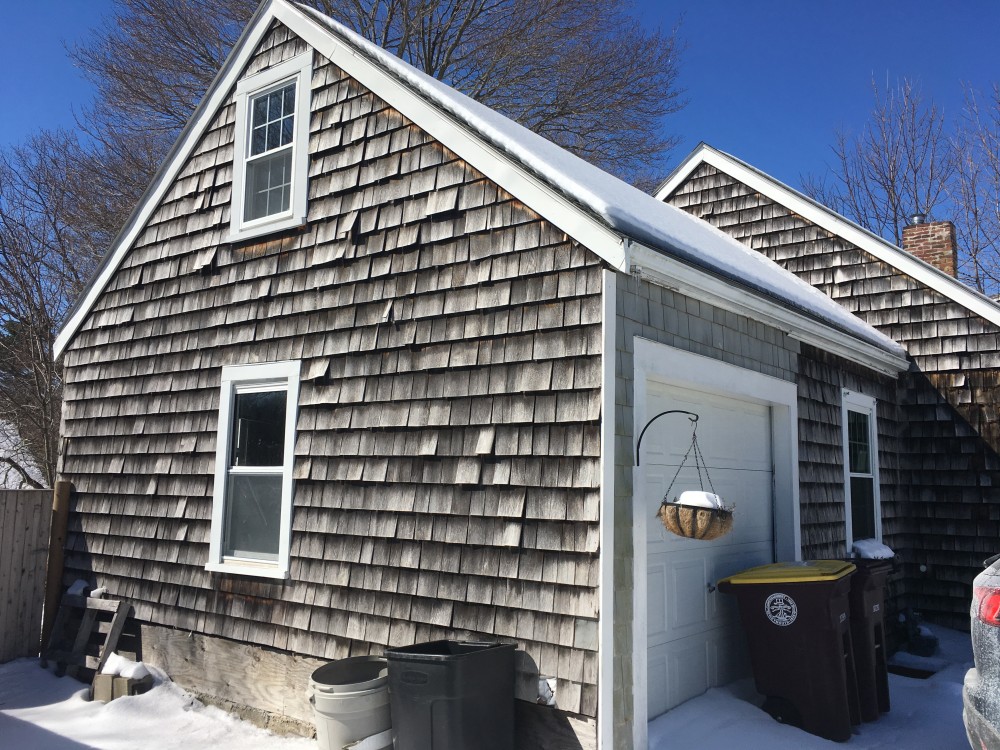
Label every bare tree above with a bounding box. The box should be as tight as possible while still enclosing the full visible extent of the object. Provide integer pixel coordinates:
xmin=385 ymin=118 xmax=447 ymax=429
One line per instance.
xmin=0 ymin=131 xmax=106 ymax=487
xmin=72 ymin=0 xmax=684 ymax=199
xmin=953 ymin=85 xmax=1000 ymax=294
xmin=805 ymin=79 xmax=955 ymax=247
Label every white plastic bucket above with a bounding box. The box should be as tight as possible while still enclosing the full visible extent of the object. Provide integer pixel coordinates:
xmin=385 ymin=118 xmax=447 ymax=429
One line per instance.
xmin=309 ymin=656 xmax=391 ymax=750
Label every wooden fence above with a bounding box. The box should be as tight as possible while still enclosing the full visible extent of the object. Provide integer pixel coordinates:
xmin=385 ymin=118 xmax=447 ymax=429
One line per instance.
xmin=0 ymin=489 xmax=53 ymax=663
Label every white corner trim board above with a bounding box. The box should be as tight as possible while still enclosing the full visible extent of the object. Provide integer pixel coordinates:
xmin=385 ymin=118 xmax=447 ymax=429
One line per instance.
xmin=598 ymin=269 xmax=617 ymax=750
xmin=656 ymin=144 xmax=1000 ymax=330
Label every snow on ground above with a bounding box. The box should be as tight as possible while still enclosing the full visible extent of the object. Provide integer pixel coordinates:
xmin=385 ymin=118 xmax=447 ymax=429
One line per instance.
xmin=649 ymin=624 xmax=974 ymax=750
xmin=0 ymin=625 xmax=974 ymax=749
xmin=0 ymin=660 xmax=315 ymax=750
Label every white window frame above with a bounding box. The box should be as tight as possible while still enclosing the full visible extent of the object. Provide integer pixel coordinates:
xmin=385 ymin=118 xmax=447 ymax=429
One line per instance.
xmin=842 ymin=389 xmax=882 ymax=550
xmin=230 ymin=53 xmax=312 ymax=242
xmin=207 ymin=360 xmax=301 ymax=579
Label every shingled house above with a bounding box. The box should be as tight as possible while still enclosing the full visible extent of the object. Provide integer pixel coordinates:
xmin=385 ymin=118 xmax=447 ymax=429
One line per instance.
xmin=54 ymin=3 xmax=912 ymax=748
xmin=658 ymin=144 xmax=1000 ymax=631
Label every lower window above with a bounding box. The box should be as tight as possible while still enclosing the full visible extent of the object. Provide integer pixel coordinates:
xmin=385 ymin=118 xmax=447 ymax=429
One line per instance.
xmin=207 ymin=361 xmax=300 ymax=578
xmin=842 ymin=389 xmax=881 ymax=549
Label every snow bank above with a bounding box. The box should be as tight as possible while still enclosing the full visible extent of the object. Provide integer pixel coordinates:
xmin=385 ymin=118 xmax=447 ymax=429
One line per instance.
xmin=648 ymin=626 xmax=973 ymax=750
xmin=0 ymin=659 xmax=314 ymax=750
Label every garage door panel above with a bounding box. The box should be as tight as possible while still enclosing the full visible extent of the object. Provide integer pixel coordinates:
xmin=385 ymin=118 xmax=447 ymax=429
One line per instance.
xmin=643 ymin=381 xmax=776 ymax=718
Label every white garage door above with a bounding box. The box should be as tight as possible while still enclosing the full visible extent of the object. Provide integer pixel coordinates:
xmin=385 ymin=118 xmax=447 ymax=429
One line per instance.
xmin=643 ymin=381 xmax=776 ymax=719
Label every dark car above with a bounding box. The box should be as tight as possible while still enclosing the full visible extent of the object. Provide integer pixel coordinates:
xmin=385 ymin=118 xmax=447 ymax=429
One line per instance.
xmin=964 ymin=553 xmax=1000 ymax=750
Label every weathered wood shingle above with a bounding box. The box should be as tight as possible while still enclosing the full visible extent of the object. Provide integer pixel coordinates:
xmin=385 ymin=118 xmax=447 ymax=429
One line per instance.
xmin=62 ymin=21 xmax=602 ymax=717
xmin=668 ymin=162 xmax=1000 ymax=626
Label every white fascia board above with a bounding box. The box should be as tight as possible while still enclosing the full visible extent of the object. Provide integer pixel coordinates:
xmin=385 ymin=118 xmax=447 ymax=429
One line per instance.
xmin=54 ymin=0 xmax=283 ymax=359
xmin=276 ymin=3 xmax=626 ymax=268
xmin=656 ymin=144 xmax=1000 ymax=329
xmin=628 ymin=242 xmax=910 ymax=377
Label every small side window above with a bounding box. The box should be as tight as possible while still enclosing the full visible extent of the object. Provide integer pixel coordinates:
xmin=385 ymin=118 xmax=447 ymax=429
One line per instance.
xmin=208 ymin=361 xmax=300 ymax=578
xmin=230 ymin=54 xmax=311 ymax=241
xmin=842 ymin=389 xmax=881 ymax=550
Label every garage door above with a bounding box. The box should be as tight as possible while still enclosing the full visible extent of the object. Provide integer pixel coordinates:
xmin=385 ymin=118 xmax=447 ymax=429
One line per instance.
xmin=643 ymin=381 xmax=776 ymax=718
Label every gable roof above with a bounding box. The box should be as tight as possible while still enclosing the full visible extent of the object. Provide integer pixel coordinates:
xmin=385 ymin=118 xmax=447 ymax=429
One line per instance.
xmin=54 ymin=1 xmax=907 ymax=374
xmin=655 ymin=142 xmax=1000 ymax=329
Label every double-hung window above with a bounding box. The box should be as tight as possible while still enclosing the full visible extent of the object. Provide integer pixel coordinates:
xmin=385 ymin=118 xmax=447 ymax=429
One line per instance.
xmin=208 ymin=361 xmax=300 ymax=578
xmin=230 ymin=54 xmax=311 ymax=241
xmin=842 ymin=389 xmax=881 ymax=549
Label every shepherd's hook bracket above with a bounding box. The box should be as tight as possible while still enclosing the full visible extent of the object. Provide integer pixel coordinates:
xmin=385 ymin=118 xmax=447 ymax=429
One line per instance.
xmin=634 ymin=410 xmax=699 ymax=467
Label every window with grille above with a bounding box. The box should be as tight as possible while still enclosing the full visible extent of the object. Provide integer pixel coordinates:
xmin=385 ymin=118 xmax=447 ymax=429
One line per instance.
xmin=230 ymin=54 xmax=311 ymax=240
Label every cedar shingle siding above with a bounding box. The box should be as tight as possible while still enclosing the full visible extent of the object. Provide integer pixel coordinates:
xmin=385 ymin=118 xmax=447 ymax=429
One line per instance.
xmin=668 ymin=162 xmax=1000 ymax=625
xmin=61 ymin=23 xmax=602 ymax=717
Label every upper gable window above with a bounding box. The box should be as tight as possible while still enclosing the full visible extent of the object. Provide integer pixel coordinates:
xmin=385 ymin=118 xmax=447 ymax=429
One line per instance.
xmin=230 ymin=54 xmax=311 ymax=241
xmin=842 ymin=389 xmax=882 ymax=550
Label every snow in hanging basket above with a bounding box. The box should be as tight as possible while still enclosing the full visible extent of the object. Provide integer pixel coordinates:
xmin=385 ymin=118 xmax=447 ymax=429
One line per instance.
xmin=654 ymin=417 xmax=735 ymax=541
xmin=657 ymin=492 xmax=734 ymax=541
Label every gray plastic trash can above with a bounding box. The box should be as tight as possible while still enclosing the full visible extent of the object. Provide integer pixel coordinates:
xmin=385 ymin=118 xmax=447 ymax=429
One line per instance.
xmin=310 ymin=656 xmax=391 ymax=750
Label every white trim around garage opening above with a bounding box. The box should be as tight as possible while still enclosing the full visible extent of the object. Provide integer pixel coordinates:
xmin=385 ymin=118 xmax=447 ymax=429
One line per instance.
xmin=629 ymin=338 xmax=800 ymax=750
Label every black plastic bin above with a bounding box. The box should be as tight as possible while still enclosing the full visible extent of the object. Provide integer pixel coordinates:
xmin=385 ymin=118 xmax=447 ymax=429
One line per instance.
xmin=385 ymin=640 xmax=515 ymax=750
xmin=717 ymin=561 xmax=861 ymax=742
xmin=846 ymin=558 xmax=893 ymax=722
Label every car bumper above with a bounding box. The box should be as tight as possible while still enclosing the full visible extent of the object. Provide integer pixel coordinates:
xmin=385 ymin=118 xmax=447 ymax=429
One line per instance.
xmin=964 ymin=668 xmax=1000 ymax=750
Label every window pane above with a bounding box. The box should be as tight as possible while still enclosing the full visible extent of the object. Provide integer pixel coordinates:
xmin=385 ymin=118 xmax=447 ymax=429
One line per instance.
xmin=248 ymin=82 xmax=296 ymax=157
xmin=266 ymin=121 xmax=281 ymax=151
xmin=251 ymin=125 xmax=267 ymax=156
xmin=224 ymin=473 xmax=282 ymax=560
xmin=850 ymin=476 xmax=877 ymax=541
xmin=252 ymin=96 xmax=268 ymax=126
xmin=245 ymin=149 xmax=293 ymax=220
xmin=280 ymin=115 xmax=294 ymax=146
xmin=230 ymin=389 xmax=286 ymax=466
xmin=268 ymin=90 xmax=284 ymax=119
xmin=848 ymin=410 xmax=870 ymax=474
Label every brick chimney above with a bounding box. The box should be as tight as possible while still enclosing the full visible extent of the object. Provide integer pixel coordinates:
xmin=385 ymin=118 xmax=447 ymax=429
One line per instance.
xmin=901 ymin=215 xmax=958 ymax=277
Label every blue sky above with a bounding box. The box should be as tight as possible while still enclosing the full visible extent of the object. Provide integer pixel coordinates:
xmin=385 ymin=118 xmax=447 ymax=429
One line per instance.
xmin=2 ymin=1 xmax=999 ymax=192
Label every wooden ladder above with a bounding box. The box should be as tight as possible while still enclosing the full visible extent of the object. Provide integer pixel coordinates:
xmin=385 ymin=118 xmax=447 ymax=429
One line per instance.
xmin=42 ymin=594 xmax=133 ymax=681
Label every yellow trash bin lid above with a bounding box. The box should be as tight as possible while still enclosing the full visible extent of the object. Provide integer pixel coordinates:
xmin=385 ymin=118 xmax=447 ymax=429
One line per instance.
xmin=720 ymin=560 xmax=856 ymax=585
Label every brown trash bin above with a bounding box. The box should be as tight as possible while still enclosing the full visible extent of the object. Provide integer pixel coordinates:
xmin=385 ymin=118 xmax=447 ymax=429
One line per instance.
xmin=717 ymin=560 xmax=861 ymax=743
xmin=845 ymin=558 xmax=893 ymax=721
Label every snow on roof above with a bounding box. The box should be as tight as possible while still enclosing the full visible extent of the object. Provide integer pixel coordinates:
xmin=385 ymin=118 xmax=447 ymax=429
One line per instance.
xmin=301 ymin=5 xmax=905 ymax=358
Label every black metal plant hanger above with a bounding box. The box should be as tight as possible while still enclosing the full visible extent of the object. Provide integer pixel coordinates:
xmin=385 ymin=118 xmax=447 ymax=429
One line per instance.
xmin=634 ymin=410 xmax=699 ymax=467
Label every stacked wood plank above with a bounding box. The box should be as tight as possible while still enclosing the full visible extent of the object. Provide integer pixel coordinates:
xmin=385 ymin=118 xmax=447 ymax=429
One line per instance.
xmin=60 ymin=22 xmax=601 ymax=719
xmin=668 ymin=163 xmax=1000 ymax=626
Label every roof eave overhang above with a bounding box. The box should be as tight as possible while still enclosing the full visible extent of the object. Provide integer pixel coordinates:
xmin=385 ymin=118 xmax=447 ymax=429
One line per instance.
xmin=627 ymin=241 xmax=910 ymax=377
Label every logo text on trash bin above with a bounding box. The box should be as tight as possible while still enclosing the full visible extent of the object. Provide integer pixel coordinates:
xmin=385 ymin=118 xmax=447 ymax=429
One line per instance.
xmin=764 ymin=592 xmax=798 ymax=626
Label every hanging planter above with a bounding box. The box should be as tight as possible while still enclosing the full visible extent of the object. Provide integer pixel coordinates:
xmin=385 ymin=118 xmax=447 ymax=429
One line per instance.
xmin=636 ymin=410 xmax=735 ymax=542
xmin=657 ymin=492 xmax=734 ymax=541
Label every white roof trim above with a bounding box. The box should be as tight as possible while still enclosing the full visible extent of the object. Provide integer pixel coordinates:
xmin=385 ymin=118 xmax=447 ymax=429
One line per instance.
xmin=55 ymin=0 xmax=623 ymax=357
xmin=655 ymin=143 xmax=1000 ymax=329
xmin=629 ymin=241 xmax=910 ymax=376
